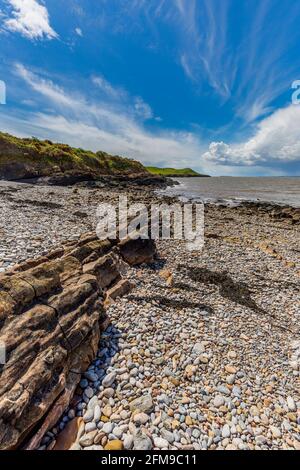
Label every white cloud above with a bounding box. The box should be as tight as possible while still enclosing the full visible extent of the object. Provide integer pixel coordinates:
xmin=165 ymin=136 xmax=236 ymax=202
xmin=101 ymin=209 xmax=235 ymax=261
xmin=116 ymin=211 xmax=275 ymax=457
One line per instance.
xmin=15 ymin=63 xmax=77 ymax=108
xmin=11 ymin=64 xmax=300 ymax=174
xmin=13 ymin=64 xmax=206 ymax=168
xmin=27 ymin=113 xmax=202 ymax=167
xmin=203 ymin=104 xmax=300 ymax=165
xmin=134 ymin=97 xmax=153 ymax=120
xmin=92 ymin=75 xmax=125 ymax=100
xmin=75 ymin=27 xmax=82 ymax=37
xmin=180 ymin=54 xmax=195 ymax=81
xmin=4 ymin=0 xmax=57 ymax=40
xmin=92 ymin=75 xmax=154 ymax=121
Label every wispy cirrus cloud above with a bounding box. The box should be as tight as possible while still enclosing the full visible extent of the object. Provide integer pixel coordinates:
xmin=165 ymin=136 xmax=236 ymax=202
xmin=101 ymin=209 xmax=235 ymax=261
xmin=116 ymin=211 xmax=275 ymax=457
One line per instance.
xmin=171 ymin=0 xmax=236 ymax=100
xmin=186 ymin=1 xmax=300 ymax=123
xmin=92 ymin=75 xmax=125 ymax=101
xmin=92 ymin=74 xmax=154 ymax=121
xmin=233 ymin=0 xmax=300 ymax=122
xmin=75 ymin=27 xmax=83 ymax=37
xmin=3 ymin=0 xmax=58 ymax=40
xmin=119 ymin=0 xmax=300 ymax=124
xmin=133 ymin=97 xmax=154 ymax=120
xmin=170 ymin=0 xmax=300 ymax=121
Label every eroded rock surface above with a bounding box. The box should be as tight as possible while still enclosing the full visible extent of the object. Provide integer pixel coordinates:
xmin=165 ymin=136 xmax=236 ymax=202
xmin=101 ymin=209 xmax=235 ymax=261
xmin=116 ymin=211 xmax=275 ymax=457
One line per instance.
xmin=0 ymin=233 xmax=155 ymax=450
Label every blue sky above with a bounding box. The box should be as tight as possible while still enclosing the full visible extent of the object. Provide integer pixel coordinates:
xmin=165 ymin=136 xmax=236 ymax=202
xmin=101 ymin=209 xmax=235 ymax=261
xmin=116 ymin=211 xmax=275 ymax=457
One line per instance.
xmin=0 ymin=0 xmax=300 ymax=175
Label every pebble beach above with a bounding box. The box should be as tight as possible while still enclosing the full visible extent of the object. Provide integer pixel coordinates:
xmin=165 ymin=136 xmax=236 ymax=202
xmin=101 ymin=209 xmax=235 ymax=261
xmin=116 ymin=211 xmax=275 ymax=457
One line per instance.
xmin=0 ymin=180 xmax=299 ymax=451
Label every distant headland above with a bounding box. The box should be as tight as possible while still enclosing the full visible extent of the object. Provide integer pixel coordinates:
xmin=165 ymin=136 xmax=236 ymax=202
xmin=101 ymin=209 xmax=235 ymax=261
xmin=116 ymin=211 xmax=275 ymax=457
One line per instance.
xmin=146 ymin=166 xmax=210 ymax=177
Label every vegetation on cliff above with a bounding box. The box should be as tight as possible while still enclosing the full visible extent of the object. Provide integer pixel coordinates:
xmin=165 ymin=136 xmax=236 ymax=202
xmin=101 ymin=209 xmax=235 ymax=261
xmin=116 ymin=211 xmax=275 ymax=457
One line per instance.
xmin=146 ymin=166 xmax=209 ymax=177
xmin=0 ymin=132 xmax=149 ymax=180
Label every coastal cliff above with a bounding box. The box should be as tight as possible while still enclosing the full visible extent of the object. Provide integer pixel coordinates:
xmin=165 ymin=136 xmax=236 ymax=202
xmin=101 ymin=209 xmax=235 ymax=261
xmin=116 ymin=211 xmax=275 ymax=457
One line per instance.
xmin=0 ymin=132 xmax=165 ymax=186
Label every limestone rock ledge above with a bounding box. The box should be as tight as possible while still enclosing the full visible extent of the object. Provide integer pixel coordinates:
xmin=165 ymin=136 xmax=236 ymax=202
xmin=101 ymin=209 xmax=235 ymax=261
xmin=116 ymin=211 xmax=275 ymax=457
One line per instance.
xmin=0 ymin=233 xmax=156 ymax=450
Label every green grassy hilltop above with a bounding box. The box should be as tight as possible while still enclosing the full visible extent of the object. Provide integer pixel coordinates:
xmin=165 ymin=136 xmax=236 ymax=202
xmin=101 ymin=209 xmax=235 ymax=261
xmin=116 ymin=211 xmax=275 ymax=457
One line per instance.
xmin=146 ymin=166 xmax=210 ymax=177
xmin=0 ymin=132 xmax=149 ymax=181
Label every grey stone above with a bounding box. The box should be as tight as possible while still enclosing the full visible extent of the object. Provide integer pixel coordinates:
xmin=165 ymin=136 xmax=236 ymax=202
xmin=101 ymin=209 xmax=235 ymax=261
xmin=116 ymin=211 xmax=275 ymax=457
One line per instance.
xmin=287 ymin=396 xmax=296 ymax=412
xmin=94 ymin=405 xmax=101 ymax=423
xmin=85 ymin=422 xmax=97 ymax=433
xmin=217 ymin=385 xmax=231 ymax=396
xmin=84 ymin=387 xmax=94 ymax=399
xmin=222 ymin=424 xmax=231 ymax=439
xmin=80 ymin=379 xmax=89 ymax=389
xmin=123 ymin=435 xmax=134 ymax=450
xmin=79 ymin=431 xmax=97 ymax=447
xmin=213 ymin=395 xmax=225 ymax=407
xmin=84 ymin=371 xmax=98 ymax=382
xmin=192 ymin=342 xmax=206 ymax=354
xmin=129 ymin=395 xmax=154 ymax=414
xmin=102 ymin=372 xmax=117 ymax=388
xmin=102 ymin=422 xmax=114 ymax=434
xmin=161 ymin=429 xmax=175 ymax=444
xmin=83 ymin=409 xmax=94 ymax=423
xmin=154 ymin=437 xmax=169 ymax=449
xmin=133 ymin=432 xmax=153 ymax=450
xmin=87 ymin=396 xmax=99 ymax=411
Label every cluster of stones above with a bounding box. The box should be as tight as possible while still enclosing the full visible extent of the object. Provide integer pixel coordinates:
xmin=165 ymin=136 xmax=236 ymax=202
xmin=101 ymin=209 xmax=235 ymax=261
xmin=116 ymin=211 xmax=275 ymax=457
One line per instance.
xmin=0 ymin=231 xmax=155 ymax=450
xmin=0 ymin=181 xmax=299 ymax=452
xmin=42 ymin=254 xmax=299 ymax=451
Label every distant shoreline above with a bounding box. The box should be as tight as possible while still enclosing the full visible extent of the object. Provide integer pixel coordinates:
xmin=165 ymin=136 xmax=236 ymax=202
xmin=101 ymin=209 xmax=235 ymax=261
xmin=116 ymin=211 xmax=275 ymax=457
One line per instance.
xmin=146 ymin=166 xmax=210 ymax=178
xmin=162 ymin=175 xmax=300 ymax=208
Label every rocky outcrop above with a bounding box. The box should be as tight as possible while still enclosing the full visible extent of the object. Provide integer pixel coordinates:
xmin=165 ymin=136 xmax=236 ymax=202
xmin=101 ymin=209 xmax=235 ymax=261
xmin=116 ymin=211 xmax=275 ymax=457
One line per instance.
xmin=15 ymin=174 xmax=168 ymax=189
xmin=0 ymin=233 xmax=156 ymax=450
xmin=119 ymin=238 xmax=156 ymax=266
xmin=238 ymin=201 xmax=300 ymax=225
xmin=0 ymin=132 xmax=167 ymax=188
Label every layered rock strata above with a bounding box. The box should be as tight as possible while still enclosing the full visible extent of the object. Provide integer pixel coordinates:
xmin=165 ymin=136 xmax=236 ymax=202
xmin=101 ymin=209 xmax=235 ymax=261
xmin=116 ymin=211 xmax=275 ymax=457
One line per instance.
xmin=0 ymin=233 xmax=155 ymax=450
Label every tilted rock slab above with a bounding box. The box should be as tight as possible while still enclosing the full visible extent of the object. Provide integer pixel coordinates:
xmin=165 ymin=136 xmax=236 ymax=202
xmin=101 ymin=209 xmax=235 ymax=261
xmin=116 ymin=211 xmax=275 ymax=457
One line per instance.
xmin=0 ymin=233 xmax=156 ymax=450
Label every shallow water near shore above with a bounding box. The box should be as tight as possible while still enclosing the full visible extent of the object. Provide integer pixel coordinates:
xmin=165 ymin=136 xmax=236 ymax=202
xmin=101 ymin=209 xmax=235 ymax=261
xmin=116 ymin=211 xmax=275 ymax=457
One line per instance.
xmin=161 ymin=177 xmax=300 ymax=207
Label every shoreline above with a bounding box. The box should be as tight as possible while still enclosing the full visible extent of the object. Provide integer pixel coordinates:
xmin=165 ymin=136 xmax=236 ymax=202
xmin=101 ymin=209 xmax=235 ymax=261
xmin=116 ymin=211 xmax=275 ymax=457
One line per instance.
xmin=0 ymin=178 xmax=299 ymax=271
xmin=161 ymin=177 xmax=300 ymax=210
xmin=0 ymin=179 xmax=299 ymax=450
